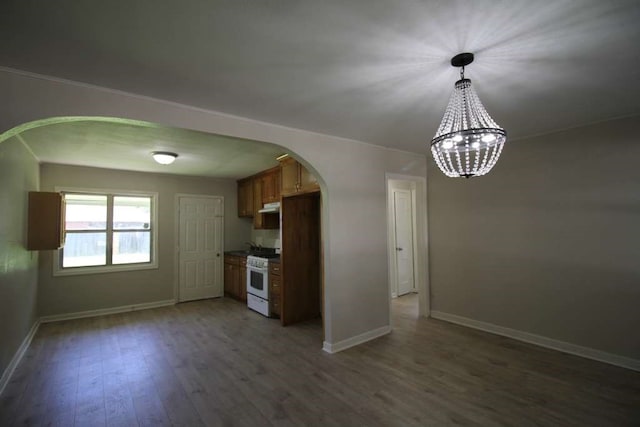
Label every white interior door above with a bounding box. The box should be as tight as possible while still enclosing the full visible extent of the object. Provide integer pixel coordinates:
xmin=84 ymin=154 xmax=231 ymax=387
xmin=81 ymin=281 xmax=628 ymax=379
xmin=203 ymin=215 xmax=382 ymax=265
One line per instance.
xmin=393 ymin=189 xmax=415 ymax=296
xmin=178 ymin=196 xmax=223 ymax=301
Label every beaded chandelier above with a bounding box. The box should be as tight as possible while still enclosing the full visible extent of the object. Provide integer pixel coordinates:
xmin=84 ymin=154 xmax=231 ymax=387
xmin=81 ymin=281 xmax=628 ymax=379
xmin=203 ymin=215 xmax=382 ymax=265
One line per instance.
xmin=431 ymin=53 xmax=506 ymax=178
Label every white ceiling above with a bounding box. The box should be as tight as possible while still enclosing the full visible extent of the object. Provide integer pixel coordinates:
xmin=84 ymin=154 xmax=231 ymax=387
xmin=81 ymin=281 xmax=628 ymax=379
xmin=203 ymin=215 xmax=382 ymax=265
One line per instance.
xmin=2 ymin=0 xmax=640 ymax=176
xmin=17 ymin=119 xmax=283 ymax=179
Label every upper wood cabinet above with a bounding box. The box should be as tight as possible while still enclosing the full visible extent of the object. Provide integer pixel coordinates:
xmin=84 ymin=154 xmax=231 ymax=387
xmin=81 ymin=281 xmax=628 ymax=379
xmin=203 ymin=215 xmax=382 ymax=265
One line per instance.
xmin=280 ymin=157 xmax=299 ymax=195
xmin=237 ymin=178 xmax=254 ymax=218
xmin=27 ymin=191 xmax=65 ymax=250
xmin=260 ymin=166 xmax=281 ymax=204
xmin=236 ymin=165 xmax=282 ymax=229
xmin=253 ymin=178 xmax=279 ymax=229
xmin=279 ymin=157 xmax=319 ymax=196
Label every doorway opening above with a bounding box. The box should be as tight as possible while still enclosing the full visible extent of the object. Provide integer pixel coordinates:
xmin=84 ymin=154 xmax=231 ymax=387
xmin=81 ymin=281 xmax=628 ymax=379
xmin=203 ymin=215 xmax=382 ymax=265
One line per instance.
xmin=386 ymin=174 xmax=429 ymax=321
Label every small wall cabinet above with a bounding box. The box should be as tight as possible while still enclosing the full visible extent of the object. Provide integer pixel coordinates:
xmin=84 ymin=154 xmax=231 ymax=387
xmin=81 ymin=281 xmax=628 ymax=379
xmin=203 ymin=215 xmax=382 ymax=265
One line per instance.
xmin=279 ymin=157 xmax=319 ymax=196
xmin=27 ymin=191 xmax=65 ymax=250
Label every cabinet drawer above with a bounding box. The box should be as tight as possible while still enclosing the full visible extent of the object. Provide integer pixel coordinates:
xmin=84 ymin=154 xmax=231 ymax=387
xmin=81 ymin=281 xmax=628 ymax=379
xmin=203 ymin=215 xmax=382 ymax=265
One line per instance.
xmin=270 ymin=277 xmax=281 ymax=294
xmin=269 ymin=263 xmax=281 ymax=275
xmin=224 ymin=255 xmax=241 ymax=265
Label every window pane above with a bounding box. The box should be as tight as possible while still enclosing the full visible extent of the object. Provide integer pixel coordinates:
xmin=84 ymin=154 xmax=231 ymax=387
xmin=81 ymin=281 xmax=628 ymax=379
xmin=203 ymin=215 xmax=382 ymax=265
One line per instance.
xmin=112 ymin=231 xmax=151 ymax=264
xmin=114 ymin=196 xmax=151 ymax=230
xmin=62 ymin=232 xmax=107 ymax=267
xmin=65 ymin=194 xmax=107 ymax=230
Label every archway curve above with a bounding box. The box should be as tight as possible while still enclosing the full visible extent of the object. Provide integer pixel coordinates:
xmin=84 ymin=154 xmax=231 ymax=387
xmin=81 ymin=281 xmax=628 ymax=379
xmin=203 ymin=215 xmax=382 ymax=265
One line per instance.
xmin=3 ymin=114 xmax=331 ymax=339
xmin=0 ymin=116 xmax=161 ymax=144
xmin=0 ymin=115 xmax=328 ymax=190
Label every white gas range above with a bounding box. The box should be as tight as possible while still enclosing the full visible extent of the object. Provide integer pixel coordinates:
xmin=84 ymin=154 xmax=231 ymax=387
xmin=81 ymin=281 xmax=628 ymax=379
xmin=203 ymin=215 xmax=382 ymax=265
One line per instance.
xmin=246 ymin=254 xmax=279 ymax=317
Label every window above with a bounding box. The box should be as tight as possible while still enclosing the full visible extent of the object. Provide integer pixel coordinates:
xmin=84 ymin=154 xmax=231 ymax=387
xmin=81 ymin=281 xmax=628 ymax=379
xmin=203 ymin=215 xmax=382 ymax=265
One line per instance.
xmin=55 ymin=190 xmax=158 ymax=275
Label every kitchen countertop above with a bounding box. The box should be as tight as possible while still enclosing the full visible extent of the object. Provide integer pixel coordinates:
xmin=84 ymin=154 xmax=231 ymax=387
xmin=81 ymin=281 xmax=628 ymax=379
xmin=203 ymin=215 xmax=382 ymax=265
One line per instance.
xmin=225 ymin=250 xmax=252 ymax=257
xmin=225 ymin=250 xmax=280 ymax=262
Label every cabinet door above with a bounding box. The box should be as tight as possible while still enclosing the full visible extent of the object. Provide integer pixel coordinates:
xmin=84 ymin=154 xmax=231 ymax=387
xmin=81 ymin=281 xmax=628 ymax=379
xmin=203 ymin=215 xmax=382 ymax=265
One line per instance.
xmin=269 ymin=266 xmax=282 ymax=318
xmin=224 ymin=260 xmax=235 ymax=295
xmin=252 ymin=179 xmax=264 ymax=229
xmin=232 ymin=265 xmax=241 ymax=299
xmin=28 ymin=192 xmax=65 ymax=250
xmin=261 ymin=169 xmax=280 ymax=204
xmin=240 ymin=258 xmax=247 ymax=302
xmin=280 ymin=157 xmax=299 ymax=196
xmin=237 ymin=179 xmax=253 ymax=217
xmin=281 ymin=193 xmax=321 ymax=326
xmin=253 ymin=178 xmax=279 ymax=229
xmin=299 ymin=164 xmax=320 ymax=193
xmin=224 ymin=256 xmax=243 ymax=299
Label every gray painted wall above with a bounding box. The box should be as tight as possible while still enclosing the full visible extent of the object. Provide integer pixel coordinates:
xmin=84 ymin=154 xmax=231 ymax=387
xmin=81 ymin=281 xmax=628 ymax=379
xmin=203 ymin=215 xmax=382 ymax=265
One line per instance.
xmin=38 ymin=163 xmax=252 ymax=316
xmin=428 ymin=115 xmax=640 ymax=360
xmin=0 ymin=137 xmax=39 ymax=378
xmin=0 ymin=70 xmax=429 ymax=346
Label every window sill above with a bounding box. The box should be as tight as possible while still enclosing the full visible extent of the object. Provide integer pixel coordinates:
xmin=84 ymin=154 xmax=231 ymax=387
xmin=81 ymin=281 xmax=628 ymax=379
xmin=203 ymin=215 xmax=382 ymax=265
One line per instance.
xmin=53 ymin=261 xmax=159 ymax=277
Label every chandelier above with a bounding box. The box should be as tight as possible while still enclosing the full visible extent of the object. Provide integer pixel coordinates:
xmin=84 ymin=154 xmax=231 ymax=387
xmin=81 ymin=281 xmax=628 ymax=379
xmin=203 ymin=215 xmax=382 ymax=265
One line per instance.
xmin=431 ymin=53 xmax=506 ymax=178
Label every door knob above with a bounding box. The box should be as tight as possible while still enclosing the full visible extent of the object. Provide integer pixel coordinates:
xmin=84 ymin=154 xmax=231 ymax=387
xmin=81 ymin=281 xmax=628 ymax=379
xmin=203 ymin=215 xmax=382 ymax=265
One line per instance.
xmin=396 ymin=247 xmax=403 ymax=251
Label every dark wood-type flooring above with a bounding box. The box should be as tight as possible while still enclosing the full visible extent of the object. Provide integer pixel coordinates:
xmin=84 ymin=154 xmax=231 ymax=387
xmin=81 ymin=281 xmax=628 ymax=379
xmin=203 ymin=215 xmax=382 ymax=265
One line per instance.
xmin=1 ymin=294 xmax=639 ymax=426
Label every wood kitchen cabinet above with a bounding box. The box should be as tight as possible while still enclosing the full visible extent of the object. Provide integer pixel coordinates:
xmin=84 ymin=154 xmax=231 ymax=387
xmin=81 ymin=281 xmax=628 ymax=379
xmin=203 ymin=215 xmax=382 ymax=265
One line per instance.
xmin=224 ymin=254 xmax=247 ymax=301
xmin=239 ymin=257 xmax=247 ymax=301
xmin=237 ymin=178 xmax=254 ymax=218
xmin=27 ymin=191 xmax=65 ymax=250
xmin=279 ymin=156 xmax=319 ymax=196
xmin=236 ymin=165 xmax=280 ymax=228
xmin=269 ymin=261 xmax=282 ymax=318
xmin=260 ymin=166 xmax=281 ymax=204
xmin=252 ymin=176 xmax=279 ymax=230
xmin=280 ymin=192 xmax=321 ymax=326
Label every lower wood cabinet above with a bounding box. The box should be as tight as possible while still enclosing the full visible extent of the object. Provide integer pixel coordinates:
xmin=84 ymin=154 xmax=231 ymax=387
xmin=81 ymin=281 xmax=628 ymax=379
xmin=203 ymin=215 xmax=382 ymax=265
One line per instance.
xmin=269 ymin=262 xmax=281 ymax=318
xmin=224 ymin=255 xmax=247 ymax=302
xmin=280 ymin=192 xmax=321 ymax=326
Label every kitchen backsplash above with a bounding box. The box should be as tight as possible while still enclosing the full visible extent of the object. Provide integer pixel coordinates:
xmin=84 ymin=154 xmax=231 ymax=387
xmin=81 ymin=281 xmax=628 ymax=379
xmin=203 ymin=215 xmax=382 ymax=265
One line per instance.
xmin=251 ymin=229 xmax=280 ymax=249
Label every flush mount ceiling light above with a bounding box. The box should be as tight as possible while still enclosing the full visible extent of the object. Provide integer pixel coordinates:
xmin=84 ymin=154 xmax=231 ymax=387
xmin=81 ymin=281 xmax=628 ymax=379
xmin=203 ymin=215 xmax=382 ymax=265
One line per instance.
xmin=151 ymin=151 xmax=178 ymax=165
xmin=431 ymin=53 xmax=507 ymax=178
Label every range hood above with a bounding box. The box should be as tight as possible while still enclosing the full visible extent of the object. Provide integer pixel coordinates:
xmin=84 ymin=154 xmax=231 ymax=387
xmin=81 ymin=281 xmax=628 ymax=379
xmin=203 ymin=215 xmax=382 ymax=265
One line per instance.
xmin=258 ymin=202 xmax=280 ymax=214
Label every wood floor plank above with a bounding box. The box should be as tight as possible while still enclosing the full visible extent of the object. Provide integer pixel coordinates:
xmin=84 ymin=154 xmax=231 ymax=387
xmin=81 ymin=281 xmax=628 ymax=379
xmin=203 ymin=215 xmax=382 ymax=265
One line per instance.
xmin=2 ymin=294 xmax=639 ymax=426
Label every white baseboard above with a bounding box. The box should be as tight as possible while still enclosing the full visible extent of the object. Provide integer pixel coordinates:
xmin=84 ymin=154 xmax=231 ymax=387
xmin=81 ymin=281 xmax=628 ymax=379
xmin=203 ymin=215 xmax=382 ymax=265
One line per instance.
xmin=0 ymin=319 xmax=40 ymax=396
xmin=40 ymin=299 xmax=176 ymax=323
xmin=323 ymin=325 xmax=391 ymax=354
xmin=430 ymin=310 xmax=640 ymax=372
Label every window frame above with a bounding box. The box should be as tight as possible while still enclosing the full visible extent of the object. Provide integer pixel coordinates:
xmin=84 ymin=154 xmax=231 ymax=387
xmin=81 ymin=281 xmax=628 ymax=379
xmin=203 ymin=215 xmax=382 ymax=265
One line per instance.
xmin=53 ymin=187 xmax=159 ymax=277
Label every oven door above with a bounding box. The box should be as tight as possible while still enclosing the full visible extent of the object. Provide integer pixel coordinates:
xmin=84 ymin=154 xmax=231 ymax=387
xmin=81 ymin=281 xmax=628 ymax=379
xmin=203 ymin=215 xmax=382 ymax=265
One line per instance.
xmin=246 ymin=265 xmax=269 ymax=300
